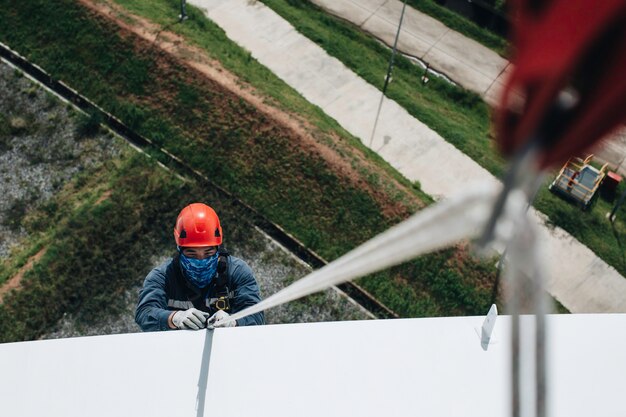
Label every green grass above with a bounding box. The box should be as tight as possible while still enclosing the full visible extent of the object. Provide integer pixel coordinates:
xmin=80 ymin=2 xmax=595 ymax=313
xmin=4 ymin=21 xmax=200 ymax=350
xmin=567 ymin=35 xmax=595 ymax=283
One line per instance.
xmin=361 ymin=246 xmax=497 ymax=317
xmin=0 ymin=0 xmax=503 ymax=339
xmin=535 ymin=182 xmax=626 ymax=275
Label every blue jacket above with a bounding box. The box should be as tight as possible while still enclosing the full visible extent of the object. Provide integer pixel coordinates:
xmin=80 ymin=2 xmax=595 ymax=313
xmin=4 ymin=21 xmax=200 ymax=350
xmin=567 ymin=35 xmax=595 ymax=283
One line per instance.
xmin=135 ymin=254 xmax=265 ymax=331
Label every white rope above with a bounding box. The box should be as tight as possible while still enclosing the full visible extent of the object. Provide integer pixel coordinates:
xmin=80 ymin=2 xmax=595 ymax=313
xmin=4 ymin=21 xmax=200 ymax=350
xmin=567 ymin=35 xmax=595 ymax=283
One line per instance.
xmin=214 ymin=175 xmax=549 ymax=417
xmin=505 ymin=194 xmax=550 ymax=417
xmin=217 ymin=183 xmax=528 ymax=327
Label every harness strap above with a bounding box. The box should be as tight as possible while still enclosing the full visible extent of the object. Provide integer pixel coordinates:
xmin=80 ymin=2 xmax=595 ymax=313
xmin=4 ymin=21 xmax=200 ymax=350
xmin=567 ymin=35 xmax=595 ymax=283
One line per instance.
xmin=207 ymin=291 xmax=235 ymax=311
xmin=215 ymin=246 xmax=229 ymax=289
xmin=209 ymin=245 xmax=232 ymax=311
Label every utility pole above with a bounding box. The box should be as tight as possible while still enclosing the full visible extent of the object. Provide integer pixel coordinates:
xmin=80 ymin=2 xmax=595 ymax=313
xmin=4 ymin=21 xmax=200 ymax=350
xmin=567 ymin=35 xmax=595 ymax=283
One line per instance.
xmin=368 ymin=0 xmax=408 ymax=148
xmin=179 ymin=0 xmax=188 ymax=22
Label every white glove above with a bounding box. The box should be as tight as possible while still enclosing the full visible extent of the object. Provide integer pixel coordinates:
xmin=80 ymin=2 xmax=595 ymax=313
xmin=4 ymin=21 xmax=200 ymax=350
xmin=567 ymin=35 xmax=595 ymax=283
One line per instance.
xmin=171 ymin=308 xmax=210 ymax=330
xmin=207 ymin=310 xmax=236 ymax=328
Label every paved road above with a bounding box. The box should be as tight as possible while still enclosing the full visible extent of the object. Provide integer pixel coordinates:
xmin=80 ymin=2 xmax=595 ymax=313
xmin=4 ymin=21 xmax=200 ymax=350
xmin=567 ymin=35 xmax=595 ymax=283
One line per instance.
xmin=188 ymin=0 xmax=626 ymax=313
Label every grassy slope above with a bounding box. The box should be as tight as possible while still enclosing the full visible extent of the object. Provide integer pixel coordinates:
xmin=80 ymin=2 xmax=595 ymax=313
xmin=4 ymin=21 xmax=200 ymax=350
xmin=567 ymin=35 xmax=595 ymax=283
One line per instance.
xmin=259 ymin=0 xmax=626 ymax=279
xmin=0 ymin=0 xmax=498 ymax=336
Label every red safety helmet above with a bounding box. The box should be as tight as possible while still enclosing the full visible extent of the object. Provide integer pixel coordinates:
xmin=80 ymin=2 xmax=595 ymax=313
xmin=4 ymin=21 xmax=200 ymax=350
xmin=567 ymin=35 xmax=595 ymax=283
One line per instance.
xmin=173 ymin=203 xmax=223 ymax=247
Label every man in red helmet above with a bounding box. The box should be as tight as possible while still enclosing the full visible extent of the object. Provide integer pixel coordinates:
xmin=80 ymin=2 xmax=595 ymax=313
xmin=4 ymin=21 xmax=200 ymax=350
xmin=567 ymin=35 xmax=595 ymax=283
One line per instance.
xmin=135 ymin=203 xmax=264 ymax=331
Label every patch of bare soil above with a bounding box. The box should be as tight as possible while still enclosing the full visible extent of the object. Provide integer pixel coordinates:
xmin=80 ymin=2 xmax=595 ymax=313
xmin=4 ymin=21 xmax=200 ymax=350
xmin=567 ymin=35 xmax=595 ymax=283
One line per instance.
xmin=0 ymin=248 xmax=46 ymax=303
xmin=77 ymin=0 xmax=423 ymax=219
xmin=94 ymin=189 xmax=112 ymax=205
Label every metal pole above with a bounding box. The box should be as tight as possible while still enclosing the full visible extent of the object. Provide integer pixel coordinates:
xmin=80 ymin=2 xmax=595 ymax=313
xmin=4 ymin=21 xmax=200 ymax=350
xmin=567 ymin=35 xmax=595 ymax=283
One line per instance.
xmin=179 ymin=0 xmax=188 ymax=22
xmin=368 ymin=0 xmax=408 ymax=148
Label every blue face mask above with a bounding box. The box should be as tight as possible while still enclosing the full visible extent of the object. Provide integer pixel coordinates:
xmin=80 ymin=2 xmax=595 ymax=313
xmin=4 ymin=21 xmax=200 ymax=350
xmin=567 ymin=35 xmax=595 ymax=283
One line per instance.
xmin=179 ymin=250 xmax=219 ymax=288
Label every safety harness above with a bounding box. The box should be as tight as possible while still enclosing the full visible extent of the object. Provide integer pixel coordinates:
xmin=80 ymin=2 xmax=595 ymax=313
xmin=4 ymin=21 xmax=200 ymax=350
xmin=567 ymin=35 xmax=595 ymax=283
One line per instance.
xmin=206 ymin=247 xmax=233 ymax=312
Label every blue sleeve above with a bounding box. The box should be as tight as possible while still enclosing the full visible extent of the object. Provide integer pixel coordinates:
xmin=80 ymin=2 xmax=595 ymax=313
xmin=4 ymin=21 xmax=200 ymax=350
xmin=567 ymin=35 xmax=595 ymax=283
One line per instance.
xmin=229 ymin=258 xmax=265 ymax=326
xmin=135 ymin=267 xmax=173 ymax=332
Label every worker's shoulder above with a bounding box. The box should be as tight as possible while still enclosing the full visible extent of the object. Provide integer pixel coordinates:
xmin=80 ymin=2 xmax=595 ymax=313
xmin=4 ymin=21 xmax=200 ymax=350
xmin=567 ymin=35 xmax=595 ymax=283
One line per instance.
xmin=226 ymin=255 xmax=254 ymax=279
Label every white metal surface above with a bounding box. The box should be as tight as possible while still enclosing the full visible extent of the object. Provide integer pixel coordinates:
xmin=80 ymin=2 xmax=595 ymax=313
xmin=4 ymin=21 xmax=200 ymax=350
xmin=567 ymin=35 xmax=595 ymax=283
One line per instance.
xmin=1 ymin=314 xmax=625 ymax=417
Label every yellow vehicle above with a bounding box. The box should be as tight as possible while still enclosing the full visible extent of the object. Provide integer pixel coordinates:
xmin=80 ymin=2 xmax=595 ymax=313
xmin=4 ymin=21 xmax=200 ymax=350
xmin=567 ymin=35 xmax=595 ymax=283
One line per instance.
xmin=548 ymin=155 xmax=608 ymax=210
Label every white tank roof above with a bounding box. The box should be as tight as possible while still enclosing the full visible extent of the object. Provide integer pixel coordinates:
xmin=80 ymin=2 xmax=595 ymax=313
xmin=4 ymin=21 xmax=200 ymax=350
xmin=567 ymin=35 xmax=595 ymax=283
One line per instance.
xmin=1 ymin=314 xmax=625 ymax=417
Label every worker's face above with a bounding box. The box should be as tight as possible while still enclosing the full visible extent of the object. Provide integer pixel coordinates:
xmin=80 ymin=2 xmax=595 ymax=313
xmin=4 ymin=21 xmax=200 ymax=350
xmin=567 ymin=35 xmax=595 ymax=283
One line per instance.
xmin=180 ymin=246 xmax=218 ymax=260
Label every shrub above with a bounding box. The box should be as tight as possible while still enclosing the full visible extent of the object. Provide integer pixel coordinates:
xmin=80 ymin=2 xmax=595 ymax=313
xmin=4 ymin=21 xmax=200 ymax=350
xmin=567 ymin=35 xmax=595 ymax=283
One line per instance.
xmin=75 ymin=111 xmax=103 ymax=139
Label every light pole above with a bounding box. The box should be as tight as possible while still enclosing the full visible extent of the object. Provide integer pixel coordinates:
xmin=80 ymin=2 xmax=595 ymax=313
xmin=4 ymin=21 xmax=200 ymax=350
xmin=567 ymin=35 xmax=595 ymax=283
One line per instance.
xmin=179 ymin=0 xmax=188 ymax=22
xmin=368 ymin=0 xmax=408 ymax=148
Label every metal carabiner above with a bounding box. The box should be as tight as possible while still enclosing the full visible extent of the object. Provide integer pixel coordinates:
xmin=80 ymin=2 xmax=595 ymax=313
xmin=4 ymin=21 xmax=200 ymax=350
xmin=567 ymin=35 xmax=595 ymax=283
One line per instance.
xmin=215 ymin=296 xmax=230 ymax=311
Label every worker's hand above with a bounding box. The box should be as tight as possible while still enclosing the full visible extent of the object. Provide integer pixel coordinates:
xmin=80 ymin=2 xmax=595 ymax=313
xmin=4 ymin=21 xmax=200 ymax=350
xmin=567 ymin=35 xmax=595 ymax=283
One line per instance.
xmin=171 ymin=308 xmax=210 ymax=330
xmin=207 ymin=310 xmax=236 ymax=329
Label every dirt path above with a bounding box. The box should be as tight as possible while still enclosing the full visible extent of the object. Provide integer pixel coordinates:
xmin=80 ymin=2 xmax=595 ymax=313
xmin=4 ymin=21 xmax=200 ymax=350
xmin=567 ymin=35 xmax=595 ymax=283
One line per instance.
xmin=0 ymin=248 xmax=47 ymax=303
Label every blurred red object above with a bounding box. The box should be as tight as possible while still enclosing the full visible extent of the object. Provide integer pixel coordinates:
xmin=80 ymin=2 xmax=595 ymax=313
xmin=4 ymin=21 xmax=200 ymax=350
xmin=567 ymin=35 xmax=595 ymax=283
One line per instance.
xmin=497 ymin=0 xmax=626 ymax=168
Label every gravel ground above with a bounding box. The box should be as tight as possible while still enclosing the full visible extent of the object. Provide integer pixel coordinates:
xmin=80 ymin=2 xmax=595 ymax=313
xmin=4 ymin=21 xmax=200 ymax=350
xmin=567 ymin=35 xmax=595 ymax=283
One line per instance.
xmin=0 ymin=61 xmax=121 ymax=258
xmin=0 ymin=59 xmax=371 ymax=338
